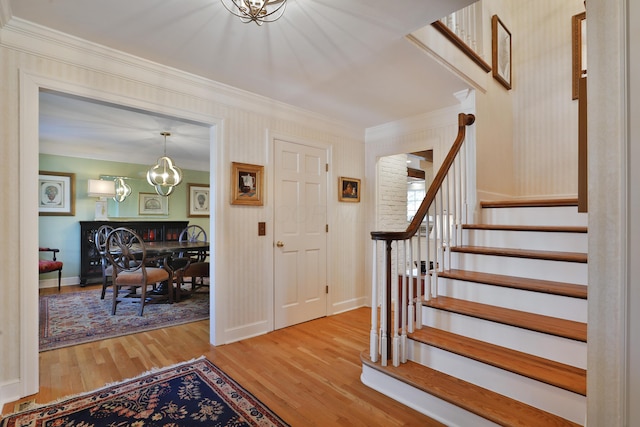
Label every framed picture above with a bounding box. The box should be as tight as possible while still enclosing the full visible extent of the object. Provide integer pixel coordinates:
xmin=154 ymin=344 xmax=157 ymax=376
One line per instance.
xmin=338 ymin=177 xmax=361 ymax=203
xmin=138 ymin=192 xmax=168 ymax=215
xmin=38 ymin=171 xmax=76 ymax=216
xmin=231 ymin=162 xmax=263 ymax=206
xmin=188 ymin=183 xmax=210 ymax=217
xmin=491 ymin=15 xmax=512 ymax=90
xmin=572 ymin=11 xmax=586 ymax=100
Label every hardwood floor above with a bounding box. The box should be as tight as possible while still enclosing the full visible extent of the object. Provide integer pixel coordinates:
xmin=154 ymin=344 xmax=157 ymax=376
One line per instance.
xmin=3 ymin=285 xmax=443 ymax=426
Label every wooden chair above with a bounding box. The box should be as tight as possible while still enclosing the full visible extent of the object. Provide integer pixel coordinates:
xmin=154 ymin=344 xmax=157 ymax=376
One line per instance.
xmin=39 ymin=247 xmax=63 ymax=290
xmin=105 ymin=227 xmax=172 ymax=316
xmin=173 ymin=225 xmax=209 ymax=300
xmin=94 ymin=225 xmax=114 ymax=299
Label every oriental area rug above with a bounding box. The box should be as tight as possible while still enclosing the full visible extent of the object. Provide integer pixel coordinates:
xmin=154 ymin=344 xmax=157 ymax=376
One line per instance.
xmin=0 ymin=357 xmax=290 ymax=427
xmin=39 ymin=290 xmax=209 ymax=352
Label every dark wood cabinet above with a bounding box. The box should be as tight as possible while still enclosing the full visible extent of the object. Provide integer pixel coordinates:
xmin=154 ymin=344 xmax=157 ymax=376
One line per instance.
xmin=79 ymin=220 xmax=189 ymax=285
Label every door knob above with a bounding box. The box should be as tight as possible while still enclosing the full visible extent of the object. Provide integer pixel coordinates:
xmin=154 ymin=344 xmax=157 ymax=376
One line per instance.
xmin=276 ymin=241 xmax=284 ymax=247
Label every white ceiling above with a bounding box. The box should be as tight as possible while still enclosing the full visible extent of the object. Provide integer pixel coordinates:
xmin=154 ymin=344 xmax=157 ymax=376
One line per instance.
xmin=6 ymin=0 xmax=474 ymax=171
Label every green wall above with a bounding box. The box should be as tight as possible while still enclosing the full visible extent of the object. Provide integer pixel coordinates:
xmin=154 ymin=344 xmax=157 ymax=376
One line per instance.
xmin=39 ymin=154 xmax=210 ymax=286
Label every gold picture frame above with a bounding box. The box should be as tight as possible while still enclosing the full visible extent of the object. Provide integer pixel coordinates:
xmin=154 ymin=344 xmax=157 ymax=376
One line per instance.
xmin=38 ymin=171 xmax=76 ymax=216
xmin=338 ymin=177 xmax=361 ymax=203
xmin=572 ymin=11 xmax=586 ymax=100
xmin=231 ymin=162 xmax=263 ymax=206
xmin=491 ymin=15 xmax=512 ymax=90
xmin=188 ymin=183 xmax=210 ymax=217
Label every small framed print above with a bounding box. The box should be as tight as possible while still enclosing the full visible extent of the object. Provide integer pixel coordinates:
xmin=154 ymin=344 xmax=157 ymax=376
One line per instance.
xmin=572 ymin=11 xmax=586 ymax=100
xmin=138 ymin=192 xmax=169 ymax=215
xmin=492 ymin=14 xmax=512 ymax=90
xmin=188 ymin=183 xmax=210 ymax=217
xmin=38 ymin=171 xmax=75 ymax=216
xmin=339 ymin=177 xmax=361 ymax=203
xmin=231 ymin=162 xmax=263 ymax=206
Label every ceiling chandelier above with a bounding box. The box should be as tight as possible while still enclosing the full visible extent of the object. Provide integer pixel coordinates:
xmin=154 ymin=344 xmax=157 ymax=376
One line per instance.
xmin=221 ymin=0 xmax=287 ymax=25
xmin=146 ymin=132 xmax=183 ymax=197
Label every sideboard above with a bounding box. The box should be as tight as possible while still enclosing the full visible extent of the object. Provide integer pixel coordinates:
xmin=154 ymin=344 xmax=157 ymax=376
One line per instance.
xmin=79 ymin=220 xmax=189 ymax=286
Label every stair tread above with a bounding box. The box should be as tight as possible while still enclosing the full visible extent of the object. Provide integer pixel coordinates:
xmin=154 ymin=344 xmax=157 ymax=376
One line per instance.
xmin=438 ymin=269 xmax=588 ymax=299
xmin=423 ymin=296 xmax=587 ymax=342
xmin=361 ymin=351 xmax=582 ymax=427
xmin=409 ymin=327 xmax=586 ymax=395
xmin=451 ymin=245 xmax=588 ymax=263
xmin=480 ymin=198 xmax=578 ymax=208
xmin=463 ymin=224 xmax=587 ymax=233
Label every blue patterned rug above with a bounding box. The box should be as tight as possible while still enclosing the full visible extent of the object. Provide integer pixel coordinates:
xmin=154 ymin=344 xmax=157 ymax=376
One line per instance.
xmin=1 ymin=358 xmax=289 ymax=427
xmin=40 ymin=290 xmax=209 ymax=352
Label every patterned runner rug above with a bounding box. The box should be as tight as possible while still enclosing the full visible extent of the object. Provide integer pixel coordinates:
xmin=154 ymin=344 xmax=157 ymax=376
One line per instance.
xmin=1 ymin=358 xmax=289 ymax=427
xmin=40 ymin=290 xmax=209 ymax=352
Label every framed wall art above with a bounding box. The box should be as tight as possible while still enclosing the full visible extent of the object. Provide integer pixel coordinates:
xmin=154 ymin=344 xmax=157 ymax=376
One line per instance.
xmin=38 ymin=171 xmax=76 ymax=216
xmin=138 ymin=192 xmax=169 ymax=215
xmin=492 ymin=14 xmax=512 ymax=90
xmin=572 ymin=11 xmax=586 ymax=100
xmin=231 ymin=162 xmax=263 ymax=206
xmin=188 ymin=183 xmax=210 ymax=217
xmin=338 ymin=177 xmax=361 ymax=203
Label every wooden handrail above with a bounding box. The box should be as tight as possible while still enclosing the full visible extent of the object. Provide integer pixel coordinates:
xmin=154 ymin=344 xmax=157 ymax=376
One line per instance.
xmin=371 ymin=113 xmax=475 ymax=242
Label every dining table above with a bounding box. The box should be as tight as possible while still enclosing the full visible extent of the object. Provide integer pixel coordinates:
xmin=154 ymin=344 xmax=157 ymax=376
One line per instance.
xmin=140 ymin=240 xmax=210 ymax=298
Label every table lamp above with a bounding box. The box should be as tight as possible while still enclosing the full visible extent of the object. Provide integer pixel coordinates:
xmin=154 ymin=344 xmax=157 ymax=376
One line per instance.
xmin=88 ymin=179 xmax=116 ymax=220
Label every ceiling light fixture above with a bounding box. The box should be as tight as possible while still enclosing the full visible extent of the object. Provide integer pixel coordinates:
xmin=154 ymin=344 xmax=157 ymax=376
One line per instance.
xmin=221 ymin=0 xmax=287 ymax=25
xmin=146 ymin=132 xmax=183 ymax=197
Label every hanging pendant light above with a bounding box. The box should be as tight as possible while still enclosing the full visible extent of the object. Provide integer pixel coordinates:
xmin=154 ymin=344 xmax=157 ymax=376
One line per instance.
xmin=146 ymin=132 xmax=183 ymax=197
xmin=221 ymin=0 xmax=287 ymax=25
xmin=113 ymin=177 xmax=132 ymax=202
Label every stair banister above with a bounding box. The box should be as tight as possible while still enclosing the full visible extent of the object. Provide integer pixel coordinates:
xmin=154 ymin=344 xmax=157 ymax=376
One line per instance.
xmin=370 ymin=113 xmax=475 ymax=365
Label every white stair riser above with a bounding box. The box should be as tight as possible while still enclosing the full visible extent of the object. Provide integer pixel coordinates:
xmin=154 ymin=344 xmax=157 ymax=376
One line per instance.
xmin=463 ymin=229 xmax=587 ymax=252
xmin=451 ymin=253 xmax=587 ymax=285
xmin=437 ymin=278 xmax=587 ymax=322
xmin=421 ymin=306 xmax=587 ymax=368
xmin=361 ymin=365 xmax=500 ymax=427
xmin=481 ymin=206 xmax=588 ymax=227
xmin=408 ymin=341 xmax=587 ymax=424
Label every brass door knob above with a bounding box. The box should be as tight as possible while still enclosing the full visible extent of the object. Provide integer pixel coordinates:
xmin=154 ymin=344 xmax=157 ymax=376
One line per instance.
xmin=276 ymin=241 xmax=284 ymax=247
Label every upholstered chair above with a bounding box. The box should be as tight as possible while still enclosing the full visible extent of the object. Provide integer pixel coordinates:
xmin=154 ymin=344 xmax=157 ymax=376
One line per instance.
xmin=39 ymin=247 xmax=63 ymax=290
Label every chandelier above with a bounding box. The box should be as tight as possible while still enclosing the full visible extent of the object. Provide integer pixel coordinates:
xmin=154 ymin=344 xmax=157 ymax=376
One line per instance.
xmin=113 ymin=177 xmax=132 ymax=202
xmin=221 ymin=0 xmax=287 ymax=25
xmin=146 ymin=132 xmax=183 ymax=197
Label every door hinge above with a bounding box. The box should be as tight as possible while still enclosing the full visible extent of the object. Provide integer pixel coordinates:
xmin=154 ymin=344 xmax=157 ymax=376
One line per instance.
xmin=326 ymin=224 xmax=329 ymax=232
xmin=326 ymin=285 xmax=329 ymax=294
xmin=326 ymin=163 xmax=329 ymax=172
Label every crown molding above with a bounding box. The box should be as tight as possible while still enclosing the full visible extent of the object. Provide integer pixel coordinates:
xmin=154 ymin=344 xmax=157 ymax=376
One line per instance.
xmin=1 ymin=17 xmax=363 ymax=140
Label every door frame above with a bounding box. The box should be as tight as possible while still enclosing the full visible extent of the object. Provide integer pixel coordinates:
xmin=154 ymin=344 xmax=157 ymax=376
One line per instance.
xmin=19 ymin=70 xmax=221 ymax=396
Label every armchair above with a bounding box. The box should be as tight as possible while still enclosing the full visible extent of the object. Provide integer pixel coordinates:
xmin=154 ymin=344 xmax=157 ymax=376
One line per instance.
xmin=39 ymin=247 xmax=63 ymax=290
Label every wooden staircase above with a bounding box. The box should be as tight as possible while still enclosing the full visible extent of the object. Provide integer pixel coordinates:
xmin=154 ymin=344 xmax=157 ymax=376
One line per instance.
xmin=361 ymin=199 xmax=587 ymax=427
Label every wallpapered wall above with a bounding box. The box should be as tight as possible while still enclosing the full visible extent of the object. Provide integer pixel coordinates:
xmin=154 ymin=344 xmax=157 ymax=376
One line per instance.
xmin=38 ymin=153 xmax=210 ymax=287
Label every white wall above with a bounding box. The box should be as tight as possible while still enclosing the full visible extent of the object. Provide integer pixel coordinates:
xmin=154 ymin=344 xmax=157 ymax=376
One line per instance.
xmin=0 ymin=19 xmax=366 ymax=404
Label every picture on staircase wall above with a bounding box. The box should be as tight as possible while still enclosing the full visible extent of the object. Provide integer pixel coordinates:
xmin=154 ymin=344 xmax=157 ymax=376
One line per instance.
xmin=492 ymin=14 xmax=512 ymax=90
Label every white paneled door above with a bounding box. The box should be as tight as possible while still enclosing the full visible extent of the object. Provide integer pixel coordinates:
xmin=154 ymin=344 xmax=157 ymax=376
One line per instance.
xmin=274 ymin=139 xmax=328 ymax=329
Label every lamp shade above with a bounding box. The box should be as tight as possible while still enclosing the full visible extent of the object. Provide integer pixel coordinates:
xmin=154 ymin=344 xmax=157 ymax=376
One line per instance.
xmin=87 ymin=179 xmax=116 ymax=198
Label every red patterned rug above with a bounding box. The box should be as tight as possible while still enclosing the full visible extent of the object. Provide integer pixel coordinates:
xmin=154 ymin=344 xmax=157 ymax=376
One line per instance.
xmin=1 ymin=358 xmax=289 ymax=427
xmin=40 ymin=290 xmax=209 ymax=352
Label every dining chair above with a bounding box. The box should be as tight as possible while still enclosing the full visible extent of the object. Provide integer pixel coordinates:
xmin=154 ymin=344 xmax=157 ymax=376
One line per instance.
xmin=39 ymin=247 xmax=63 ymax=290
xmin=105 ymin=227 xmax=172 ymax=315
xmin=94 ymin=225 xmax=114 ymax=299
xmin=173 ymin=225 xmax=209 ymax=300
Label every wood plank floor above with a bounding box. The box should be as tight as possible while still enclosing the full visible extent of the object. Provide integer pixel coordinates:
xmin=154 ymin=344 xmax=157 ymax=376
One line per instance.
xmin=2 ymin=285 xmax=443 ymax=426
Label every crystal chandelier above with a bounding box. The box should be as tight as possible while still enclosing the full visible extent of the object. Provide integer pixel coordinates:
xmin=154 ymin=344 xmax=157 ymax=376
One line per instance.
xmin=221 ymin=0 xmax=287 ymax=25
xmin=146 ymin=132 xmax=183 ymax=197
